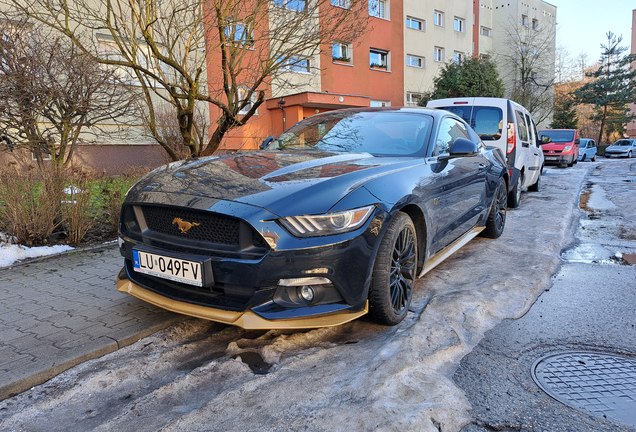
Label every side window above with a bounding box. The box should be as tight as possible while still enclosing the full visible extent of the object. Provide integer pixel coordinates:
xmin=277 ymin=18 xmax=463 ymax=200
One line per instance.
xmin=591 ymin=140 xmax=596 ymax=148
xmin=524 ymin=114 xmax=536 ymax=147
xmin=515 ymin=110 xmax=528 ymax=142
xmin=436 ymin=117 xmax=470 ymax=155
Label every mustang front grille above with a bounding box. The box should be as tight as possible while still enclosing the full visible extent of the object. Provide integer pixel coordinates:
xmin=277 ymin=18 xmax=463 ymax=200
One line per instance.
xmin=124 ymin=205 xmax=269 ymax=250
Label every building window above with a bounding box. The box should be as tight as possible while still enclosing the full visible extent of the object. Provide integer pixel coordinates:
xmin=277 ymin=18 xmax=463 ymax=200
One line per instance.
xmin=406 ymin=55 xmax=424 ymax=68
xmin=332 ymin=43 xmax=351 ymax=63
xmin=369 ymin=0 xmax=388 ymax=19
xmin=370 ymin=49 xmax=389 ymax=70
xmin=370 ymin=100 xmax=390 ymax=107
xmin=31 ymin=151 xmax=52 ymax=161
xmin=406 ymin=92 xmax=425 ymax=105
xmin=480 ymin=26 xmax=491 ymax=37
xmin=273 ymin=0 xmax=307 ymax=12
xmin=453 ymin=17 xmax=465 ymax=33
xmin=331 ymin=0 xmax=350 ymax=9
xmin=236 ymin=88 xmax=258 ymax=115
xmin=406 ymin=17 xmax=424 ymax=31
xmin=224 ymin=22 xmax=254 ymax=45
xmin=434 ymin=47 xmax=444 ymax=62
xmin=278 ymin=55 xmax=311 ymax=73
xmin=453 ymin=51 xmax=465 ymax=64
xmin=532 ymin=19 xmax=539 ymax=30
xmin=434 ymin=11 xmax=444 ymax=27
xmin=521 ymin=15 xmax=529 ymax=27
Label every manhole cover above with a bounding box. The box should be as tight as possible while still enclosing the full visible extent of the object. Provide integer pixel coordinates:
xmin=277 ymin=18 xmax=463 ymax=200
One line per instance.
xmin=532 ymin=352 xmax=636 ymax=427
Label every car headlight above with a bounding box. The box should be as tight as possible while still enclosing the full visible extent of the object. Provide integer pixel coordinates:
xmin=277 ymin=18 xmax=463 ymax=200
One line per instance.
xmin=563 ymin=145 xmax=572 ymax=151
xmin=279 ymin=205 xmax=375 ymax=237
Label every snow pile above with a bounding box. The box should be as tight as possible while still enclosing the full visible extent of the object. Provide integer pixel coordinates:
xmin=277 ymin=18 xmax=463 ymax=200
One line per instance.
xmin=0 ymin=233 xmax=74 ymax=268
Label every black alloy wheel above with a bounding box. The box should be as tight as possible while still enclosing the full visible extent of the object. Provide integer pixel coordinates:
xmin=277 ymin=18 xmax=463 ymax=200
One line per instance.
xmin=481 ymin=177 xmax=507 ymax=239
xmin=368 ymin=212 xmax=417 ymax=326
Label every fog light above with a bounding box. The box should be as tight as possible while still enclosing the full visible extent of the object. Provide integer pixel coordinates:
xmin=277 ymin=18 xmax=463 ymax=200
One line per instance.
xmin=298 ymin=285 xmax=315 ymax=302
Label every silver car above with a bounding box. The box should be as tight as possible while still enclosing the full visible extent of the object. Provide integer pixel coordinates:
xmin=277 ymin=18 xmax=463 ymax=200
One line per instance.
xmin=605 ymin=139 xmax=636 ymax=158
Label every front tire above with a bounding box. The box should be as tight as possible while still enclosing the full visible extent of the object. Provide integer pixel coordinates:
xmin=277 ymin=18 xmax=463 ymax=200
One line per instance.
xmin=528 ymin=173 xmax=541 ymax=192
xmin=508 ymin=174 xmax=522 ymax=208
xmin=591 ymin=154 xmax=596 ymax=162
xmin=368 ymin=212 xmax=417 ymax=326
xmin=629 ymin=151 xmax=633 ymax=158
xmin=481 ymin=178 xmax=507 ymax=239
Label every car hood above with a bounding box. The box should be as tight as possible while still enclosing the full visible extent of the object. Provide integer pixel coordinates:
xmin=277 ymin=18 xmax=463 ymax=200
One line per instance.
xmin=128 ymin=150 xmax=418 ymax=216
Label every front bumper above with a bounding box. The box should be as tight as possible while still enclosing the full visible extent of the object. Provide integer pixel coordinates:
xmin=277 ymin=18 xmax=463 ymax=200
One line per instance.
xmin=117 ymin=269 xmax=368 ymax=329
xmin=543 ymin=153 xmax=574 ymax=165
xmin=605 ymin=151 xmax=630 ymax=158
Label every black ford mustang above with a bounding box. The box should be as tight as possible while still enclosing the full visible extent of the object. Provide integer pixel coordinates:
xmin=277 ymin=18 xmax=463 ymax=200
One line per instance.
xmin=117 ymin=107 xmax=508 ymax=329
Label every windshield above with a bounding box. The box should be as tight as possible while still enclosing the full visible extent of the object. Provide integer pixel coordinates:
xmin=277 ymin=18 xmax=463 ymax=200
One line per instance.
xmin=438 ymin=106 xmax=503 ymax=141
xmin=539 ymin=130 xmax=575 ymax=142
xmin=612 ymin=140 xmax=632 ymax=146
xmin=268 ymin=110 xmax=433 ymax=156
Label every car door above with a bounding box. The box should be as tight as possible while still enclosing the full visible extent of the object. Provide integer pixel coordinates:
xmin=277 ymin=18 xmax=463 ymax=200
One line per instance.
xmin=513 ymin=110 xmax=532 ymax=187
xmin=525 ymin=115 xmax=543 ymax=182
xmin=425 ymin=116 xmax=487 ymax=253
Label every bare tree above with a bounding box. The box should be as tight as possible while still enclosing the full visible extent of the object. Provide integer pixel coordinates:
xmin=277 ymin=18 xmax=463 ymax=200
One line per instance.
xmin=0 ymin=18 xmax=137 ymax=169
xmin=3 ymin=0 xmax=369 ymax=160
xmin=497 ymin=18 xmax=556 ymax=125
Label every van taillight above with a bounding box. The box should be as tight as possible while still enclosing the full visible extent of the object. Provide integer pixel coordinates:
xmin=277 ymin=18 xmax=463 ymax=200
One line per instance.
xmin=507 ymin=122 xmax=515 ymax=154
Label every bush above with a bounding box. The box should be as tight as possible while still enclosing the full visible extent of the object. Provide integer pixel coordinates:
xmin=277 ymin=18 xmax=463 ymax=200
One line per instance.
xmin=0 ymin=165 xmax=65 ymax=246
xmin=61 ymin=169 xmax=97 ymax=245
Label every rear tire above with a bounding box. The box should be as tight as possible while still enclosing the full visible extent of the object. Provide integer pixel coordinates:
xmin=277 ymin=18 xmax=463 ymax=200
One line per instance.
xmin=368 ymin=212 xmax=417 ymax=326
xmin=508 ymin=174 xmax=522 ymax=209
xmin=481 ymin=178 xmax=507 ymax=239
xmin=580 ymin=154 xmax=586 ymax=162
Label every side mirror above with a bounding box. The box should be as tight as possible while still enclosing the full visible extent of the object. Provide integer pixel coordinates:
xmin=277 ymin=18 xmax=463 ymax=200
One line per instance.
xmin=448 ymin=138 xmax=479 ymax=157
xmin=540 ymin=135 xmax=551 ymax=144
xmin=260 ymin=135 xmax=273 ymax=149
xmin=575 ymin=138 xmax=580 ymax=145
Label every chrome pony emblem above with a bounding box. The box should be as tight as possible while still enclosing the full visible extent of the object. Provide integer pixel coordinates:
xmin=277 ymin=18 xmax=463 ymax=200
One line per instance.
xmin=172 ymin=217 xmax=200 ymax=234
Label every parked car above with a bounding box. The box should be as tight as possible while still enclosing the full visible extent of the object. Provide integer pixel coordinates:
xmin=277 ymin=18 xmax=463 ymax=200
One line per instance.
xmin=538 ymin=129 xmax=580 ymax=167
xmin=577 ymin=138 xmax=597 ymax=162
xmin=427 ymin=97 xmax=543 ymax=208
xmin=604 ymin=138 xmax=636 ymax=158
xmin=116 ymin=108 xmax=508 ymax=329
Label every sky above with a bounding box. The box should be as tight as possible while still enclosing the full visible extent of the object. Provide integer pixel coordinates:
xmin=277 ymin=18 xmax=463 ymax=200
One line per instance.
xmin=549 ymin=0 xmax=634 ymax=63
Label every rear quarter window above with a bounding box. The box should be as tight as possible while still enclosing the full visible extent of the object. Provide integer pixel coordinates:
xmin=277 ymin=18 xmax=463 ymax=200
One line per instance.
xmin=438 ymin=106 xmax=503 ymax=141
xmin=514 ymin=111 xmax=529 ymax=142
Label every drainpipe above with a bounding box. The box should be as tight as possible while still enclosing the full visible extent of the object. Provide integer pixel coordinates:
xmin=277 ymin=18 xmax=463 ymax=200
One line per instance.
xmin=278 ymin=97 xmax=286 ymax=131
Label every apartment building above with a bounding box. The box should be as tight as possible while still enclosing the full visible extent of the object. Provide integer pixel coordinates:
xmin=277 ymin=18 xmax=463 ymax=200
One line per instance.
xmin=403 ymin=0 xmax=473 ymax=106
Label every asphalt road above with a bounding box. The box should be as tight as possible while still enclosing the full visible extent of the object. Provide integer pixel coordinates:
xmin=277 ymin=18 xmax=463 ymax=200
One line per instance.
xmin=457 ymin=158 xmax=636 ymax=432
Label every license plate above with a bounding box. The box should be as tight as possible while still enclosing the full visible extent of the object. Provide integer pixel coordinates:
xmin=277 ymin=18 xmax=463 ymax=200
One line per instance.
xmin=133 ymin=250 xmax=203 ymax=287
xmin=545 ymin=156 xmax=558 ymax=160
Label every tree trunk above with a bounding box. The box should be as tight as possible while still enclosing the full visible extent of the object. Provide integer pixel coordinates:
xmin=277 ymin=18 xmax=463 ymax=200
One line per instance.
xmin=597 ymin=105 xmax=608 ymax=145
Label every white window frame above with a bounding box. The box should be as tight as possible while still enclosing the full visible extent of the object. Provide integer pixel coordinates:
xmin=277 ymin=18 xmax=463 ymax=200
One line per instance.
xmin=237 ymin=88 xmax=258 ymax=115
xmin=406 ymin=92 xmax=424 ymax=105
xmin=434 ymin=47 xmax=444 ymax=63
xmin=532 ymin=19 xmax=539 ymax=30
xmin=434 ymin=11 xmax=444 ymax=27
xmin=279 ymin=55 xmax=312 ymax=73
xmin=521 ymin=15 xmax=529 ymax=27
xmin=453 ymin=17 xmax=465 ymax=33
xmin=406 ymin=54 xmax=424 ymax=69
xmin=370 ymin=48 xmax=389 ymax=70
xmin=332 ymin=42 xmax=352 ymax=64
xmin=406 ymin=17 xmax=424 ymax=31
xmin=453 ymin=51 xmax=465 ymax=65
xmin=224 ymin=21 xmax=254 ymax=46
xmin=31 ymin=150 xmax=52 ymax=161
xmin=369 ymin=0 xmax=388 ymax=19
xmin=331 ymin=0 xmax=351 ymax=9
xmin=370 ymin=100 xmax=391 ymax=107
xmin=480 ymin=26 xmax=492 ymax=37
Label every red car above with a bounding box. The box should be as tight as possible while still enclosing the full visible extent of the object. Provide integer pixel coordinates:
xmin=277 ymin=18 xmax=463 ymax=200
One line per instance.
xmin=539 ymin=129 xmax=580 ymax=167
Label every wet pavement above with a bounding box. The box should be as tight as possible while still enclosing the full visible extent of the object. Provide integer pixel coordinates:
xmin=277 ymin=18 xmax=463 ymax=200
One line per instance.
xmin=0 ymin=247 xmax=184 ymax=400
xmin=457 ymin=159 xmax=636 ymax=431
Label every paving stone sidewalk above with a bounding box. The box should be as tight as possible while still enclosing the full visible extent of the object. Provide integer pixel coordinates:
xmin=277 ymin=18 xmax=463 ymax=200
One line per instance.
xmin=0 ymin=246 xmax=184 ymax=401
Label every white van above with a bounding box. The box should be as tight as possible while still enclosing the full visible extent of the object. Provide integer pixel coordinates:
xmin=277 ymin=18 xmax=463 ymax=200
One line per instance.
xmin=427 ymin=97 xmax=544 ymax=208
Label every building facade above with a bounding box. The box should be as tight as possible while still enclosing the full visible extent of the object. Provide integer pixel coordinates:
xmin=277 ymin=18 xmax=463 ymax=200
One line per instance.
xmin=627 ymin=9 xmax=636 ymax=138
